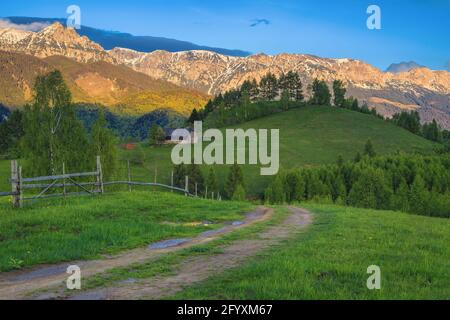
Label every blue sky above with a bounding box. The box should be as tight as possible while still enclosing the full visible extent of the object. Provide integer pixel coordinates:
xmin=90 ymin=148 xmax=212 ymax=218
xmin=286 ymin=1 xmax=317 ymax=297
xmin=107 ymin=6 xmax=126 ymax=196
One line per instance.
xmin=1 ymin=0 xmax=449 ymax=70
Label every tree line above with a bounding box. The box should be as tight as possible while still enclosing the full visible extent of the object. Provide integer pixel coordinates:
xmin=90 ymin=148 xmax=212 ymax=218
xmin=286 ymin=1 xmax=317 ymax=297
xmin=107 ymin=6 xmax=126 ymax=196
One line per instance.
xmin=390 ymin=111 xmax=449 ymax=144
xmin=172 ymin=163 xmax=246 ymax=201
xmin=265 ymin=140 xmax=450 ymax=218
xmin=187 ymin=72 xmax=449 ymax=146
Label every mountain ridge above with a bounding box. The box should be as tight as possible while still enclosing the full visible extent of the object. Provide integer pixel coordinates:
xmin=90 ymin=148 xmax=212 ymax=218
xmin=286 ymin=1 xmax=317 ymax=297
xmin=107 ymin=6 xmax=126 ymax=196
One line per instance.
xmin=0 ymin=50 xmax=208 ymax=115
xmin=3 ymin=17 xmax=251 ymax=57
xmin=0 ymin=21 xmax=449 ymax=128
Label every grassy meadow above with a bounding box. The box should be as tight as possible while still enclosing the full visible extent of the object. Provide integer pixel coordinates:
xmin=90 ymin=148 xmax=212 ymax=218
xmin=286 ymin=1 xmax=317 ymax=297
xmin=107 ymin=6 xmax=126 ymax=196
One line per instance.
xmin=119 ymin=106 xmax=437 ymax=196
xmin=0 ymin=191 xmax=252 ymax=272
xmin=171 ymin=204 xmax=450 ymax=300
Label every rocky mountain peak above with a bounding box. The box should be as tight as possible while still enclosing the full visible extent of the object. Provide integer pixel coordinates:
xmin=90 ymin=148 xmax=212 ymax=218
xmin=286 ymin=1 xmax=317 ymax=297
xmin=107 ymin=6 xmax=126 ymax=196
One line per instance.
xmin=0 ymin=22 xmax=115 ymax=64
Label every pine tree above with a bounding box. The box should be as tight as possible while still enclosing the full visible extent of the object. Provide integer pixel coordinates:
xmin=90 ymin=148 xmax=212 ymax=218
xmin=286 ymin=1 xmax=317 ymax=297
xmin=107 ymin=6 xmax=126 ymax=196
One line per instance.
xmin=392 ymin=178 xmax=410 ymax=212
xmin=348 ymin=168 xmax=391 ymax=209
xmin=259 ymin=73 xmax=278 ymax=101
xmin=173 ymin=164 xmax=186 ymax=188
xmin=332 ymin=80 xmax=346 ymax=107
xmin=280 ymin=90 xmax=291 ymax=111
xmin=225 ymin=164 xmax=245 ymax=198
xmin=232 ymin=184 xmax=246 ymax=201
xmin=409 ymin=175 xmax=430 ymax=215
xmin=187 ymin=164 xmax=204 ymax=195
xmin=265 ymin=175 xmax=285 ymax=204
xmin=249 ymin=79 xmax=260 ymax=101
xmin=206 ymin=166 xmax=219 ymax=195
xmin=311 ymin=79 xmax=331 ymax=105
xmin=364 ymin=139 xmax=376 ymax=158
xmin=188 ymin=108 xmax=201 ymax=123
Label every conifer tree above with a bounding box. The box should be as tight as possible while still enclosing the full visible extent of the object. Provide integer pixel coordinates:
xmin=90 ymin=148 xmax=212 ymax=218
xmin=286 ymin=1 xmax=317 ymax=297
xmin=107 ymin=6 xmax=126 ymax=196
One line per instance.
xmin=206 ymin=166 xmax=219 ymax=195
xmin=364 ymin=139 xmax=376 ymax=158
xmin=173 ymin=164 xmax=186 ymax=188
xmin=187 ymin=164 xmax=204 ymax=195
xmin=232 ymin=184 xmax=246 ymax=201
xmin=409 ymin=175 xmax=430 ymax=215
xmin=333 ymin=80 xmax=346 ymax=107
xmin=225 ymin=164 xmax=245 ymax=198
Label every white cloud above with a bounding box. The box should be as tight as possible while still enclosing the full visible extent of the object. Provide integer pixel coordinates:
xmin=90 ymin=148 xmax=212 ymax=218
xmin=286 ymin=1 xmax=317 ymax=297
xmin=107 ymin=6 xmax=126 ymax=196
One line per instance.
xmin=0 ymin=19 xmax=51 ymax=32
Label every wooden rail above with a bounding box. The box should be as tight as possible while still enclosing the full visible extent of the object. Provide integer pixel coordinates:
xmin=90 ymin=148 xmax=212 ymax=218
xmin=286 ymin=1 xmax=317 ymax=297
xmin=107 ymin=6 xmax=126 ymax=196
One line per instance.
xmin=0 ymin=157 xmax=215 ymax=208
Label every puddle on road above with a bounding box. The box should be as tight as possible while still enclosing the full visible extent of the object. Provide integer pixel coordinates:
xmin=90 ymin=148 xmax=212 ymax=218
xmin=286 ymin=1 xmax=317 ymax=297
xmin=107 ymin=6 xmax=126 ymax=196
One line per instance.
xmin=118 ymin=278 xmax=137 ymax=285
xmin=10 ymin=264 xmax=69 ymax=282
xmin=148 ymin=238 xmax=191 ymax=250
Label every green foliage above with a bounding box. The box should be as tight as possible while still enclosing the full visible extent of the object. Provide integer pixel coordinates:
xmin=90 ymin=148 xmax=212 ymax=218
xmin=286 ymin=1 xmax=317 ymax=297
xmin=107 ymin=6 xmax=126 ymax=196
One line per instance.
xmin=347 ymin=167 xmax=392 ymax=209
xmin=310 ymin=79 xmax=331 ymax=105
xmin=22 ymin=70 xmax=91 ymax=176
xmin=90 ymin=111 xmax=118 ymax=180
xmin=206 ymin=167 xmax=219 ymax=195
xmin=225 ymin=164 xmax=245 ymax=199
xmin=264 ymin=175 xmax=285 ymax=204
xmin=259 ymin=72 xmax=279 ymax=100
xmin=232 ymin=184 xmax=246 ymax=201
xmin=265 ymin=153 xmax=450 ymax=217
xmin=392 ymin=112 xmax=447 ymax=144
xmin=173 ymin=164 xmax=187 ymax=188
xmin=192 ymin=71 xmax=304 ymax=126
xmin=363 ymin=139 xmax=376 ymax=158
xmin=392 ymin=111 xmax=421 ymax=135
xmin=0 ymin=109 xmax=24 ymax=158
xmin=149 ymin=123 xmax=165 ymax=146
xmin=186 ymin=164 xmax=205 ymax=195
xmin=422 ymin=119 xmax=442 ymax=142
xmin=332 ymin=80 xmax=346 ymax=107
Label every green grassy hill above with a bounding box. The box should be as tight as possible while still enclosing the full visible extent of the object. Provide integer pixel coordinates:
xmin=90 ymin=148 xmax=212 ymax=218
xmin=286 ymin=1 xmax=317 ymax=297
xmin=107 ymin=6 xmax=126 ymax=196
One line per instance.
xmin=0 ymin=106 xmax=438 ymax=198
xmin=119 ymin=106 xmax=438 ymax=196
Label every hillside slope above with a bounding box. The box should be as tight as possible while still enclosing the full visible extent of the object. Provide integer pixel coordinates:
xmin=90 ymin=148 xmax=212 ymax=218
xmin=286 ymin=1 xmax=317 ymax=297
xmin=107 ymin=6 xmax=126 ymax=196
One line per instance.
xmin=120 ymin=106 xmax=438 ymax=196
xmin=0 ymin=51 xmax=208 ymax=114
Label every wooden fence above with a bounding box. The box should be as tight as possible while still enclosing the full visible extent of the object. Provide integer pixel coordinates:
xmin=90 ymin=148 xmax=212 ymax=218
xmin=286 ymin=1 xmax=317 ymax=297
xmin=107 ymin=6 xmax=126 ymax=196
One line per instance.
xmin=1 ymin=156 xmax=221 ymax=208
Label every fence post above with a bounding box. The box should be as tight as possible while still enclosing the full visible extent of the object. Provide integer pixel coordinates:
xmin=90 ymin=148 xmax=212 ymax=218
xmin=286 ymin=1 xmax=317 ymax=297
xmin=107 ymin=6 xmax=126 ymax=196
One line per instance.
xmin=212 ymin=191 xmax=214 ymax=200
xmin=96 ymin=156 xmax=104 ymax=194
xmin=154 ymin=167 xmax=158 ymax=184
xmin=62 ymin=162 xmax=66 ymax=198
xmin=127 ymin=160 xmax=132 ymax=192
xmin=205 ymin=186 xmax=208 ymax=199
xmin=171 ymin=171 xmax=174 ymax=192
xmin=11 ymin=160 xmax=19 ymax=208
xmin=195 ymin=183 xmax=198 ymax=197
xmin=18 ymin=166 xmax=23 ymax=208
xmin=185 ymin=176 xmax=189 ymax=196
